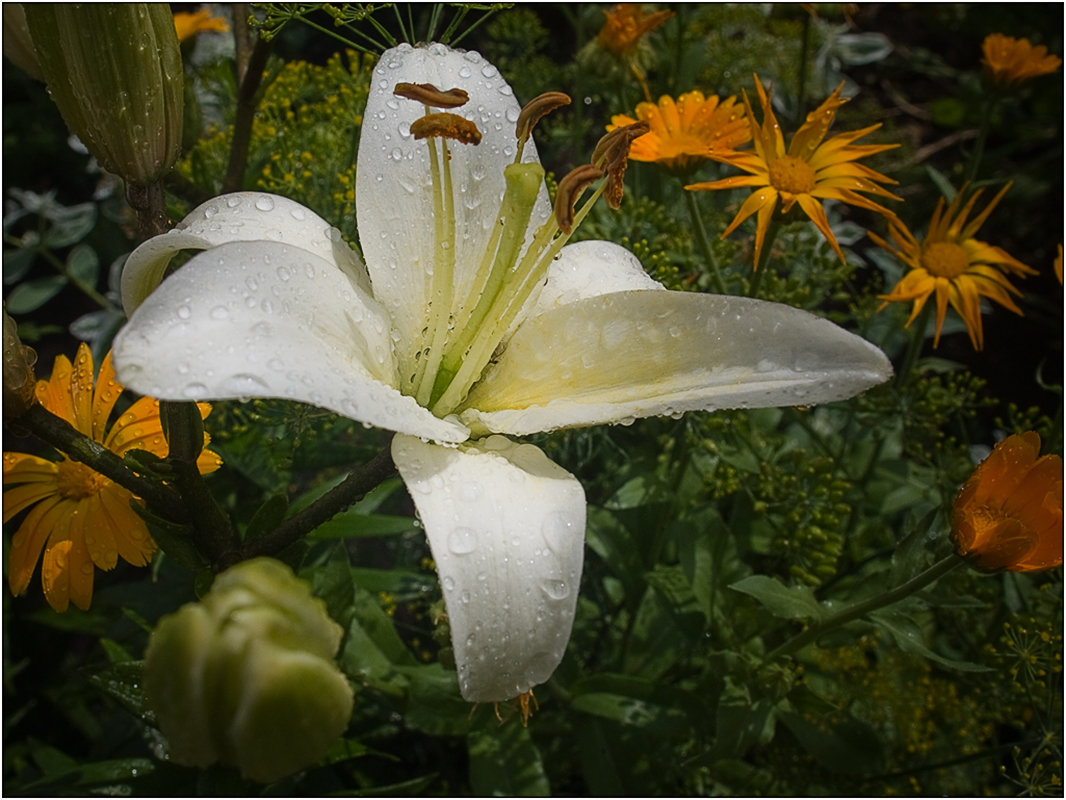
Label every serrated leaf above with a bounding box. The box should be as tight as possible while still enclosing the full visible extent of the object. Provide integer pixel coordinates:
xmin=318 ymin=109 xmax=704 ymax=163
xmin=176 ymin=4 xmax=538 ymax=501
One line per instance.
xmin=730 ymin=575 xmax=824 ymax=621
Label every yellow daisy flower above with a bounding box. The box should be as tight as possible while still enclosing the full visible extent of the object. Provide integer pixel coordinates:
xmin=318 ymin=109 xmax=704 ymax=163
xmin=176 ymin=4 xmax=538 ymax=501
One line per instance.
xmin=686 ymin=76 xmax=901 ymax=268
xmin=607 ymin=91 xmax=751 ymax=175
xmin=596 ymin=4 xmax=673 ymax=60
xmin=173 ymin=8 xmax=230 ymax=44
xmin=871 ymin=183 xmax=1037 ymax=350
xmin=981 ymin=33 xmax=1062 ymax=87
xmin=4 ymin=343 xmax=221 ymax=612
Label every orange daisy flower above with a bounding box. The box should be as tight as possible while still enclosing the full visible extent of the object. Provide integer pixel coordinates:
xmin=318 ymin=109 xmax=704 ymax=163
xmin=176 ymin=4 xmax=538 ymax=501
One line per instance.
xmin=686 ymin=76 xmax=900 ymax=268
xmin=952 ymin=432 xmax=1063 ymax=573
xmin=4 ymin=344 xmax=221 ymax=611
xmin=607 ymin=91 xmax=750 ymax=175
xmin=173 ymin=8 xmax=230 ymax=44
xmin=872 ymin=183 xmax=1036 ymax=350
xmin=981 ymin=33 xmax=1062 ymax=87
xmin=596 ymin=4 xmax=673 ymax=59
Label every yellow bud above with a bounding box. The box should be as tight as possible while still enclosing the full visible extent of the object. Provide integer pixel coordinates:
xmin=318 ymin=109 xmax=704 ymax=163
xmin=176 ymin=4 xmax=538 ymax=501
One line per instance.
xmin=144 ymin=558 xmax=353 ymax=783
xmin=24 ymin=4 xmax=183 ymax=184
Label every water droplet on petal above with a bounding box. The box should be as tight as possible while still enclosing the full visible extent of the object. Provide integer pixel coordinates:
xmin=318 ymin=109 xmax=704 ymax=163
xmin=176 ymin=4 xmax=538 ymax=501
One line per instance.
xmin=255 ymin=196 xmax=275 ymax=212
xmin=540 ymin=579 xmax=569 ymax=600
xmin=447 ymin=526 xmax=477 ymax=555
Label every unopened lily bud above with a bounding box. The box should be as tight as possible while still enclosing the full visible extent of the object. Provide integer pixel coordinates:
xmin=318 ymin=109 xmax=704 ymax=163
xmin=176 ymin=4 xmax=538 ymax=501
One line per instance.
xmin=144 ymin=558 xmax=354 ymax=784
xmin=24 ymin=4 xmax=183 ymax=184
xmin=2 ymin=4 xmax=43 ymax=81
xmin=3 ymin=307 xmax=38 ymax=417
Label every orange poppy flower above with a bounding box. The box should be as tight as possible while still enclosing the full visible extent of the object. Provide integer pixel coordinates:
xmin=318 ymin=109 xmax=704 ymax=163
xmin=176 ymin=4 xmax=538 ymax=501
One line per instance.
xmin=952 ymin=432 xmax=1063 ymax=573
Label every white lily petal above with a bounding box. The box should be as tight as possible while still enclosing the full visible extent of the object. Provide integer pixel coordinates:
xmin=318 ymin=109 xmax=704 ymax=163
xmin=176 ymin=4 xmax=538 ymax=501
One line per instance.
xmin=460 ymin=291 xmax=892 ymax=436
xmin=113 ymin=241 xmax=468 ymax=443
xmin=121 ymin=192 xmax=370 ymax=314
xmin=392 ymin=433 xmax=586 ymax=702
xmin=357 ymin=42 xmax=552 ymax=356
xmin=528 ymin=240 xmax=665 ymax=315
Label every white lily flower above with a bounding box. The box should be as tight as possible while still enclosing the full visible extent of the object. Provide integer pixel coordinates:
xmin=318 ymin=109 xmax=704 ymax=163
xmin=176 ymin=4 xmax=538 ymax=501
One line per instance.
xmin=112 ymin=42 xmax=892 ymax=704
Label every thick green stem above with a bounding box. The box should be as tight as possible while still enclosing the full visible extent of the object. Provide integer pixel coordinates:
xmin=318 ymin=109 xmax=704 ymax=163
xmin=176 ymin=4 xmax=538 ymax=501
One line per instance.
xmin=126 ymin=181 xmax=168 ymax=240
xmin=161 ymin=401 xmax=239 ymax=567
xmin=222 ymin=30 xmax=272 ymax=193
xmin=685 ymin=189 xmax=727 ymax=294
xmin=240 ymin=440 xmax=396 ymax=564
xmin=763 ymin=553 xmax=965 ymax=663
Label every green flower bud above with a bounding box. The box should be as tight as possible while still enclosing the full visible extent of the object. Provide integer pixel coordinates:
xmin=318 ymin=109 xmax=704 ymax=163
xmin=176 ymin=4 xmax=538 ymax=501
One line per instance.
xmin=144 ymin=558 xmax=353 ymax=784
xmin=24 ymin=3 xmax=183 ymax=184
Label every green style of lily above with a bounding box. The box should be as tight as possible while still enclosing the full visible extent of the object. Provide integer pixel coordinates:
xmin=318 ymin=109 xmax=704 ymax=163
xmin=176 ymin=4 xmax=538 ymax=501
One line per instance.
xmin=113 ymin=43 xmax=891 ymax=704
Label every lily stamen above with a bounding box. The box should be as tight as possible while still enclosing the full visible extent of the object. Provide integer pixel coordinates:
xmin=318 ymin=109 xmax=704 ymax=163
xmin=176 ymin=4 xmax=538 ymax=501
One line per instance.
xmin=554 ymin=164 xmax=605 ymax=233
xmin=515 ymin=91 xmax=571 ymax=160
xmin=393 ymin=82 xmax=470 ymax=108
xmin=410 ymin=113 xmax=483 ymax=146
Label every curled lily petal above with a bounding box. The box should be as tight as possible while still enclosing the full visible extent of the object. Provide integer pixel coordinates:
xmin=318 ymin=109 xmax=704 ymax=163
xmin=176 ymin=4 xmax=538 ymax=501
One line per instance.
xmin=121 ymin=192 xmax=371 ymax=314
xmin=114 ymin=241 xmax=468 ymax=443
xmin=393 ymin=434 xmax=585 ymax=702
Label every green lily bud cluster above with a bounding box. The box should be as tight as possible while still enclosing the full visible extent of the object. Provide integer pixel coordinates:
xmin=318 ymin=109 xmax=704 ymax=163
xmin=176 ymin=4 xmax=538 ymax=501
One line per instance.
xmin=144 ymin=558 xmax=354 ymax=784
xmin=23 ymin=3 xmax=183 ymax=184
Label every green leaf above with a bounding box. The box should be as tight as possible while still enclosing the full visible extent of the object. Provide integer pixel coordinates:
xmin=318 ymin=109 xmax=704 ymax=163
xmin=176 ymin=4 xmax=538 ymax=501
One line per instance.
xmin=309 ymin=511 xmax=417 ymax=539
xmin=468 ymin=718 xmax=550 ymax=796
xmin=87 ymin=661 xmax=152 ymax=722
xmin=3 ymin=246 xmax=36 ymax=285
xmin=400 ymin=662 xmax=470 ymax=736
xmin=778 ymin=708 xmax=885 ymax=775
xmin=871 ymin=609 xmax=991 ymax=672
xmin=730 ymin=575 xmax=824 ymax=621
xmin=42 ymin=202 xmax=97 ymax=247
xmin=570 ymin=673 xmax=700 ymax=735
xmin=65 ymin=242 xmax=99 ymax=285
xmin=5 ymin=274 xmax=68 ymax=313
xmin=244 ymin=492 xmax=289 ymax=541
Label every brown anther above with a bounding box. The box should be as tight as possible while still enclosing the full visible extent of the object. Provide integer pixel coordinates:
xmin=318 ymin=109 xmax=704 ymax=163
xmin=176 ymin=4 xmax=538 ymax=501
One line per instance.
xmin=410 ymin=113 xmax=483 ymax=146
xmin=591 ymin=121 xmax=650 ymax=169
xmin=590 ymin=121 xmax=649 ymax=210
xmin=515 ymin=91 xmax=571 ymax=144
xmin=393 ymin=82 xmax=470 ymax=108
xmin=554 ymin=164 xmax=604 ymax=233
xmin=516 ymin=689 xmax=539 ymax=727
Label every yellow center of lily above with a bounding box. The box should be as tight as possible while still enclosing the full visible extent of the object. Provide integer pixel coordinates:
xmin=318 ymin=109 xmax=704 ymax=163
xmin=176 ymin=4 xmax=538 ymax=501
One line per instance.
xmin=768 ymin=156 xmax=817 ymax=195
xmin=55 ymin=458 xmax=106 ymax=499
xmin=920 ymin=241 xmax=970 ymax=279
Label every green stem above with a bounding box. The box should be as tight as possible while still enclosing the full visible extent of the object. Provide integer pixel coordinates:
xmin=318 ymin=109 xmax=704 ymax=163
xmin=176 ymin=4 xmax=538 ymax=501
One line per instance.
xmin=763 ymin=553 xmax=965 ymax=663
xmin=222 ymin=31 xmax=272 ymax=193
xmin=748 ymin=218 xmax=781 ymax=298
xmin=685 ymin=189 xmax=726 ymax=294
xmin=161 ymin=401 xmax=239 ymax=567
xmin=894 ymin=301 xmax=932 ymax=389
xmin=963 ymin=92 xmax=997 ymax=186
xmin=37 ymin=246 xmax=113 ymax=310
xmin=240 ymin=440 xmax=396 ymax=564
xmin=126 ymin=181 xmax=168 ymax=240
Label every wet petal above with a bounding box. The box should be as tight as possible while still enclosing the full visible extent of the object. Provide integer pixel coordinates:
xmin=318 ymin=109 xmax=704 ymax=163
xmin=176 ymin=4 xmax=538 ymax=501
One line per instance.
xmin=356 ymin=43 xmax=552 ymax=357
xmin=462 ymin=291 xmax=892 ymax=436
xmin=121 ymin=192 xmax=371 ymax=314
xmin=393 ymin=434 xmax=585 ymax=702
xmin=113 ymin=240 xmax=468 ymax=444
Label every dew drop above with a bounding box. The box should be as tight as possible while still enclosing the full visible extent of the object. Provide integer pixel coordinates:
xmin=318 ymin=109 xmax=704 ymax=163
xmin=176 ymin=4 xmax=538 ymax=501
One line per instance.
xmin=182 ymin=382 xmax=208 ymax=398
xmin=448 ymin=526 xmax=477 ymax=555
xmin=255 ymin=196 xmax=275 ymax=212
xmin=210 ymin=305 xmax=229 ymax=320
xmin=276 ymin=265 xmax=292 ymax=281
xmin=176 ymin=305 xmax=191 ymax=320
xmin=443 ymin=576 xmax=455 ymax=592
xmin=541 ymin=579 xmax=569 ymax=600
